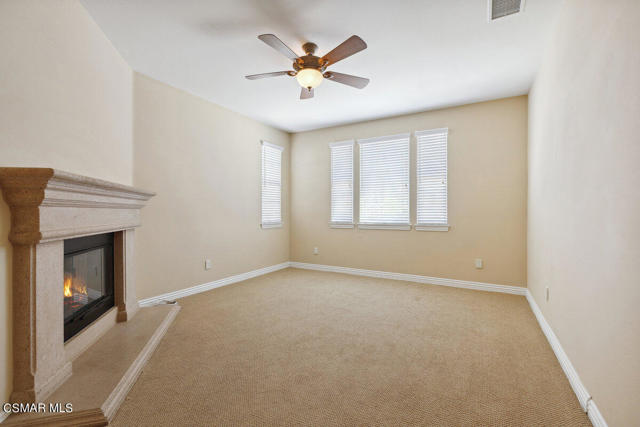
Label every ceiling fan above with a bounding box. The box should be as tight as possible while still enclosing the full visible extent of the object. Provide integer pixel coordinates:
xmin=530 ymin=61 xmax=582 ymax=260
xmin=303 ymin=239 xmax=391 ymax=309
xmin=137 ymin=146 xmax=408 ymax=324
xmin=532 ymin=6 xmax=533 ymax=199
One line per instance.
xmin=245 ymin=34 xmax=369 ymax=99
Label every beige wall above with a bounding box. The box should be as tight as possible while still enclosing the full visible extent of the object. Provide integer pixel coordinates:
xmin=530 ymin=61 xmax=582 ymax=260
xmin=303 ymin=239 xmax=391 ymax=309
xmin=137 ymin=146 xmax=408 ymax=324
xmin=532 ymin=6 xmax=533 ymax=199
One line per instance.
xmin=528 ymin=0 xmax=640 ymax=425
xmin=0 ymin=0 xmax=134 ymax=408
xmin=290 ymin=96 xmax=527 ymax=287
xmin=132 ymin=74 xmax=290 ymax=300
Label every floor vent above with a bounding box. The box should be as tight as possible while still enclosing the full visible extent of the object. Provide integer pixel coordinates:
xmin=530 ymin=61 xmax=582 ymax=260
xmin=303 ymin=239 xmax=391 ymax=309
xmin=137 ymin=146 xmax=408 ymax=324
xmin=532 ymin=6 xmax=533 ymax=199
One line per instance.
xmin=488 ymin=0 xmax=525 ymax=21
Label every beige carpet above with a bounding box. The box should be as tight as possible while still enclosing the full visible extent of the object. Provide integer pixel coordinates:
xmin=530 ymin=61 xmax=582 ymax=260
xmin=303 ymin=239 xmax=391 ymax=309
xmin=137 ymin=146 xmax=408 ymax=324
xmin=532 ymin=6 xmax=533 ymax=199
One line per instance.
xmin=112 ymin=268 xmax=590 ymax=426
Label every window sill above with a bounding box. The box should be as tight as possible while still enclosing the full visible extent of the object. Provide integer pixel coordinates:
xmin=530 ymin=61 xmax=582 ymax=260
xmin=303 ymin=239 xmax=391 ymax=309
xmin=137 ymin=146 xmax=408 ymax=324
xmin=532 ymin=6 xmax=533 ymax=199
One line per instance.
xmin=415 ymin=224 xmax=450 ymax=232
xmin=261 ymin=222 xmax=283 ymax=229
xmin=357 ymin=223 xmax=411 ymax=231
xmin=329 ymin=223 xmax=354 ymax=229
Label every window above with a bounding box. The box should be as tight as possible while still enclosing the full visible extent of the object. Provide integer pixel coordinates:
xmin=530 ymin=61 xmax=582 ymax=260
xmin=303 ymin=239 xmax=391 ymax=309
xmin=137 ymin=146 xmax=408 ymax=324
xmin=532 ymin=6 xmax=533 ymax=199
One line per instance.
xmin=416 ymin=128 xmax=449 ymax=231
xmin=261 ymin=141 xmax=283 ymax=228
xmin=358 ymin=133 xmax=410 ymax=229
xmin=329 ymin=141 xmax=354 ymax=227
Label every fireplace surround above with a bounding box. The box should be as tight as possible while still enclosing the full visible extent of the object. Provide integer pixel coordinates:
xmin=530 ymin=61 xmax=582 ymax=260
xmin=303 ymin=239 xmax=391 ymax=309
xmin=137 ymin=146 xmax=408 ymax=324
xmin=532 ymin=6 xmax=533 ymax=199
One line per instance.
xmin=0 ymin=168 xmax=155 ymax=404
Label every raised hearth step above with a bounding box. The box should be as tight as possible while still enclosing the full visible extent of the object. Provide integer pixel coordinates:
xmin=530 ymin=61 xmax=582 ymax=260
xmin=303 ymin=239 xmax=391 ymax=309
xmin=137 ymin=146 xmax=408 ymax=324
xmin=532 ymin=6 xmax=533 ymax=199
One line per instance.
xmin=4 ymin=304 xmax=180 ymax=426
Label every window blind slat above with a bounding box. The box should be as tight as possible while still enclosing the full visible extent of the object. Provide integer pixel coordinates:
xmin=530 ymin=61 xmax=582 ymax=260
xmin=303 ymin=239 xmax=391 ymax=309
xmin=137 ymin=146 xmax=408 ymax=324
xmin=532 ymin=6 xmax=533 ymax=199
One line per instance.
xmin=359 ymin=136 xmax=410 ymax=225
xmin=416 ymin=129 xmax=448 ymax=226
xmin=330 ymin=141 xmax=354 ymax=224
xmin=261 ymin=142 xmax=283 ymax=226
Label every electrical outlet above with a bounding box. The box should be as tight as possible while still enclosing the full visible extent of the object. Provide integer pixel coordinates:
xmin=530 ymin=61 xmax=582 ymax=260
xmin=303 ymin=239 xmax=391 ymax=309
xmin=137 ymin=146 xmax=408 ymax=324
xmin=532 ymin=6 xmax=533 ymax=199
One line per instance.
xmin=545 ymin=286 xmax=550 ymax=302
xmin=204 ymin=259 xmax=212 ymax=270
xmin=474 ymin=258 xmax=483 ymax=269
xmin=313 ymin=247 xmax=319 ymax=255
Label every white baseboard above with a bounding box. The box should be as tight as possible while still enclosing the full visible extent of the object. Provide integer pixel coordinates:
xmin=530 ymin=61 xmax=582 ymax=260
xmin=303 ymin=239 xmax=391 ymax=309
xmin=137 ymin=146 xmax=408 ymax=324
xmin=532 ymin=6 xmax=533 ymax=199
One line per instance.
xmin=138 ymin=262 xmax=290 ymax=307
xmin=289 ymin=262 xmax=526 ymax=295
xmin=138 ymin=261 xmax=524 ymax=307
xmin=587 ymin=399 xmax=607 ymax=427
xmin=0 ymin=410 xmax=8 ymax=424
xmin=526 ymin=290 xmax=608 ymax=427
xmin=525 ymin=290 xmax=590 ymax=408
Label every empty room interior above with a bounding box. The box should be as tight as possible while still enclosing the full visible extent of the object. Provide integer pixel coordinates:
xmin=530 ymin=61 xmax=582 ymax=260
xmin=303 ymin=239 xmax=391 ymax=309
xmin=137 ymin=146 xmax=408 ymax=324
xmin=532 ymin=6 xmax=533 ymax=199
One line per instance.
xmin=0 ymin=0 xmax=638 ymax=426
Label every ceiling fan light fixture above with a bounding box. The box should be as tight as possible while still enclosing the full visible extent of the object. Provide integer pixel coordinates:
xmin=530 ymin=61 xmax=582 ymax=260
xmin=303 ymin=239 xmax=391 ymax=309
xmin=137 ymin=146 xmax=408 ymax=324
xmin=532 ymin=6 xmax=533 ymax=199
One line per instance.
xmin=296 ymin=68 xmax=323 ymax=89
xmin=247 ymin=34 xmax=369 ymax=99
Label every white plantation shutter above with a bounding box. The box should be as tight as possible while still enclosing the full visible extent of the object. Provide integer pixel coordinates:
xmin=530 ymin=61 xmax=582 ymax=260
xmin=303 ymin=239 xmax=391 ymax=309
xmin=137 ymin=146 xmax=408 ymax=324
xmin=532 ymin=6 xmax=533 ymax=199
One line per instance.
xmin=416 ymin=128 xmax=448 ymax=228
xmin=330 ymin=141 xmax=354 ymax=226
xmin=261 ymin=141 xmax=283 ymax=227
xmin=358 ymin=133 xmax=410 ymax=228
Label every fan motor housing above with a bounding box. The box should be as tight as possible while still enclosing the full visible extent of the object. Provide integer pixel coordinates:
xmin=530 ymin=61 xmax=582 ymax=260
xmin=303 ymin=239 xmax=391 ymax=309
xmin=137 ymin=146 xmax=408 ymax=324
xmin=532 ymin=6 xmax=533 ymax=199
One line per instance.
xmin=292 ymin=41 xmax=327 ymax=73
xmin=293 ymin=55 xmax=325 ymax=72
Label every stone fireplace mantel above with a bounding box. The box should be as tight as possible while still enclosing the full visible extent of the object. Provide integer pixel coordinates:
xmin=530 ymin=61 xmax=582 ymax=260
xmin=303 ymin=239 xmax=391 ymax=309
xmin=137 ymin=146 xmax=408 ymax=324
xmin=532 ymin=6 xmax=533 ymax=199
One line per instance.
xmin=0 ymin=168 xmax=155 ymax=404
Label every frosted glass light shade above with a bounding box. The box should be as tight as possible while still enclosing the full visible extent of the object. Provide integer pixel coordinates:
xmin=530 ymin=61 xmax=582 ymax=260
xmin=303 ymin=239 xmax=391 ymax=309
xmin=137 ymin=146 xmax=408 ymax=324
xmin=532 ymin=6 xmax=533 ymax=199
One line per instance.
xmin=296 ymin=68 xmax=323 ymax=89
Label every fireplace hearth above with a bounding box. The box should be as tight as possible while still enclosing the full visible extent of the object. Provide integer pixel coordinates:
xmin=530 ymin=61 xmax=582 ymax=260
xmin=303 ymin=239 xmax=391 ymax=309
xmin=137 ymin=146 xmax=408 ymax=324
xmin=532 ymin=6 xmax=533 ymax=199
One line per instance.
xmin=64 ymin=233 xmax=115 ymax=341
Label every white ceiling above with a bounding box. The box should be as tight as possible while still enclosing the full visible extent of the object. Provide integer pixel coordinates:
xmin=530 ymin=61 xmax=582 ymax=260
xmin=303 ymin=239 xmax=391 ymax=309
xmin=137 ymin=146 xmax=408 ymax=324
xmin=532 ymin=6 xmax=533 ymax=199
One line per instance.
xmin=81 ymin=0 xmax=560 ymax=132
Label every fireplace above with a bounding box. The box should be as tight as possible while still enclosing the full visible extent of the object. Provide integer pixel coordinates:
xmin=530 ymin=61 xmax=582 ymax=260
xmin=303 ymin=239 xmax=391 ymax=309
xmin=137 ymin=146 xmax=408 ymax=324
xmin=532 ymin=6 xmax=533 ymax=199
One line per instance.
xmin=63 ymin=233 xmax=115 ymax=341
xmin=0 ymin=168 xmax=155 ymax=403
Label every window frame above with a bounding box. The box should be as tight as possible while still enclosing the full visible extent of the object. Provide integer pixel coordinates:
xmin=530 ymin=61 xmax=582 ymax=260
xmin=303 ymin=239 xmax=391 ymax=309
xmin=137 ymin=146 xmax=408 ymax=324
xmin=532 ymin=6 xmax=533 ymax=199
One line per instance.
xmin=260 ymin=140 xmax=284 ymax=229
xmin=329 ymin=140 xmax=355 ymax=228
xmin=415 ymin=128 xmax=449 ymax=232
xmin=357 ymin=133 xmax=411 ymax=231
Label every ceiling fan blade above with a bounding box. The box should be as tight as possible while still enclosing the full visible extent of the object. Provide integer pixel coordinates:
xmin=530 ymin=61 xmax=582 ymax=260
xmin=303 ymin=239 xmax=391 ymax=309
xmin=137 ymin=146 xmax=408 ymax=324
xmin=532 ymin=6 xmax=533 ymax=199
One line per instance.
xmin=323 ymin=71 xmax=370 ymax=89
xmin=321 ymin=35 xmax=367 ymax=66
xmin=258 ymin=34 xmax=299 ymax=60
xmin=300 ymin=87 xmax=314 ymax=100
xmin=245 ymin=71 xmax=292 ymax=80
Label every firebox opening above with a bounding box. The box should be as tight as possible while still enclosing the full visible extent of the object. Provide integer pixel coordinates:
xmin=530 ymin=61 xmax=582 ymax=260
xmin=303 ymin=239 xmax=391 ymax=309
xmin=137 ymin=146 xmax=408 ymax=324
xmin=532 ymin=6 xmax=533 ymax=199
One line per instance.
xmin=63 ymin=232 xmax=115 ymax=342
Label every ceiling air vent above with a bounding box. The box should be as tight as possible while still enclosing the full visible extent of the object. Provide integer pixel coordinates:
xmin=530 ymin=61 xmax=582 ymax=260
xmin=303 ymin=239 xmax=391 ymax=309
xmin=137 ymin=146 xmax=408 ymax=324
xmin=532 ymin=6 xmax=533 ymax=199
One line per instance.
xmin=488 ymin=0 xmax=525 ymax=21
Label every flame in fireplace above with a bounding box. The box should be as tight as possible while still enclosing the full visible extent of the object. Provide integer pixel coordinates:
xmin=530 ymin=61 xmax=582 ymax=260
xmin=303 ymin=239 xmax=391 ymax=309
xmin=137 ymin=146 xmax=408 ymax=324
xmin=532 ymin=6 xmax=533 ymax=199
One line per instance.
xmin=64 ymin=273 xmax=87 ymax=298
xmin=64 ymin=275 xmax=72 ymax=297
